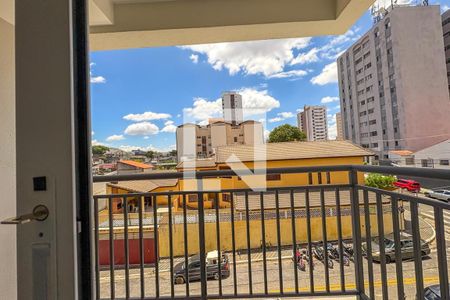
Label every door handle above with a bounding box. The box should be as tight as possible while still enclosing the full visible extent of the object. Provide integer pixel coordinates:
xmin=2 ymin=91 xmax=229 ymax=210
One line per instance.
xmin=1 ymin=205 xmax=49 ymax=225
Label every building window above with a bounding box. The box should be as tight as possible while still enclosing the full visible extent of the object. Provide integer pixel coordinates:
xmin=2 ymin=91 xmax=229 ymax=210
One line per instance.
xmin=405 ymin=158 xmax=415 ymax=165
xmin=395 ymin=141 xmax=399 ymax=146
xmin=371 ymin=143 xmax=378 ymax=148
xmin=369 ymin=119 xmax=376 ymax=125
xmin=234 ymin=137 xmax=238 ymax=142
xmin=440 ymin=160 xmax=450 ymax=166
xmin=266 ymin=174 xmax=281 ymax=181
xmin=421 ymin=159 xmax=432 ymax=168
xmin=370 ymin=131 xmax=378 ymax=137
xmin=368 ymin=108 xmax=374 ymax=114
xmin=222 ymin=193 xmax=231 ymax=203
xmin=188 ymin=194 xmax=198 ymax=203
xmin=364 ymin=62 xmax=372 ymax=70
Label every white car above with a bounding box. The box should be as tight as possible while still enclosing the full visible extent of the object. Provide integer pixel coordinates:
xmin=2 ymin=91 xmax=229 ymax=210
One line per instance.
xmin=425 ymin=190 xmax=450 ymax=202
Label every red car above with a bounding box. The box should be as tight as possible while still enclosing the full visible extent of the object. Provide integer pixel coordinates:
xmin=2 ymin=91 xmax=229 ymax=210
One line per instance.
xmin=394 ymin=179 xmax=421 ymax=192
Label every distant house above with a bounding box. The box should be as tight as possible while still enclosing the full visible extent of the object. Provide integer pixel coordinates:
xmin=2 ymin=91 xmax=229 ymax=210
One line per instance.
xmin=389 ymin=139 xmax=450 ymax=169
xmin=117 ymin=160 xmax=155 ymax=174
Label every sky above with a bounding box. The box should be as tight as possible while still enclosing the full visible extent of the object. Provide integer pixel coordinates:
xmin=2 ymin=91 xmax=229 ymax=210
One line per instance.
xmin=90 ymin=0 xmax=450 ymax=153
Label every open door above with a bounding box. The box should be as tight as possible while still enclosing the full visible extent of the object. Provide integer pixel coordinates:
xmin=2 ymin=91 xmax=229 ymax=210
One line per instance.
xmin=1 ymin=0 xmax=92 ymax=299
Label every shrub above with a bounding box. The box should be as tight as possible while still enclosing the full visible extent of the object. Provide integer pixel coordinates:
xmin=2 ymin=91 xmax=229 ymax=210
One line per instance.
xmin=365 ymin=173 xmax=396 ymax=190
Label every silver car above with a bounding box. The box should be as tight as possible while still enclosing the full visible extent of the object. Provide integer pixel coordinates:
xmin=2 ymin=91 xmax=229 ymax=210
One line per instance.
xmin=425 ymin=190 xmax=450 ymax=202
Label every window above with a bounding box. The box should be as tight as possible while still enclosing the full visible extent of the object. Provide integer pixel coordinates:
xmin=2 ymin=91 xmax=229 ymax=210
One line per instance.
xmin=267 ymin=174 xmax=281 ymax=181
xmin=395 ymin=141 xmax=399 ymax=146
xmin=367 ymin=97 xmax=375 ymax=103
xmin=188 ymin=194 xmax=198 ymax=203
xmin=366 ymin=85 xmax=373 ymax=92
xmin=405 ymin=158 xmax=415 ymax=165
xmin=370 ymin=131 xmax=378 ymax=136
xmin=368 ymin=108 xmax=374 ymax=114
xmin=369 ymin=119 xmax=376 ymax=125
xmin=360 ymin=100 xmax=366 ymax=105
xmin=360 ymin=133 xmax=368 ymax=138
xmin=371 ymin=143 xmax=378 ymax=148
xmin=440 ymin=160 xmax=450 ymax=166
xmin=359 ymin=111 xmax=367 ymax=117
xmin=357 ymin=90 xmax=365 ymax=96
xmin=233 ymin=137 xmax=238 ymax=142
xmin=364 ymin=62 xmax=372 ymax=70
xmin=365 ymin=74 xmax=372 ymax=81
xmin=363 ymin=52 xmax=370 ymax=59
xmin=222 ymin=193 xmax=231 ymax=203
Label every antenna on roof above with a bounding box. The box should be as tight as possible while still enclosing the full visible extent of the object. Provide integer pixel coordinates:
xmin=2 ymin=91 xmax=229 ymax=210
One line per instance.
xmin=422 ymin=0 xmax=429 ymax=5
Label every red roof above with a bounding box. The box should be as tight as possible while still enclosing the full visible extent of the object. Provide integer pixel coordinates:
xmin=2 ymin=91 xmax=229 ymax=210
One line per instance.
xmin=118 ymin=160 xmax=154 ymax=169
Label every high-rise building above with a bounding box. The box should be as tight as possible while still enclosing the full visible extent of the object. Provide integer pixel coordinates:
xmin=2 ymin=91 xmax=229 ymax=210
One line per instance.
xmin=297 ymin=105 xmax=328 ymax=141
xmin=222 ymin=92 xmax=243 ymax=125
xmin=336 ymin=112 xmax=344 ymax=140
xmin=176 ymin=120 xmax=264 ymax=161
xmin=338 ymin=5 xmax=450 ymax=160
xmin=442 ymin=9 xmax=450 ymax=91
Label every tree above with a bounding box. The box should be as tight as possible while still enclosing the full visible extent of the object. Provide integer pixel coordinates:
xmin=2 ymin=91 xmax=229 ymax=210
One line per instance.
xmin=169 ymin=150 xmax=177 ymax=157
xmin=268 ymin=124 xmax=306 ymax=143
xmin=92 ymin=145 xmax=109 ymax=155
xmin=145 ymin=150 xmax=155 ymax=160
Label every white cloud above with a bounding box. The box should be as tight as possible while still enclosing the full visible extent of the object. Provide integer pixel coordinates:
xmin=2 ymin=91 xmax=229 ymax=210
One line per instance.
xmin=296 ymin=108 xmax=304 ymax=113
xmin=106 ymin=134 xmax=125 ymax=142
xmin=123 ymin=111 xmax=172 ymax=122
xmin=190 ymin=54 xmax=199 ymax=63
xmin=91 ymin=131 xmax=95 ymax=136
xmin=291 ymin=48 xmax=319 ymax=65
xmin=311 ymin=62 xmax=338 ymax=85
xmin=327 ymin=113 xmax=337 ymax=140
xmin=161 ymin=124 xmax=177 ymax=133
xmin=268 ymin=111 xmax=294 ymax=123
xmin=183 ymin=98 xmax=222 ymax=123
xmin=183 ymin=88 xmax=280 ymax=123
xmin=268 ymin=69 xmax=308 ymax=79
xmin=264 ymin=129 xmax=271 ymax=141
xmin=164 ymin=120 xmax=175 ymax=126
xmin=372 ymin=0 xmax=412 ymax=10
xmin=268 ymin=117 xmax=283 ymax=123
xmin=124 ymin=122 xmax=159 ymax=136
xmin=143 ymin=136 xmax=150 ymax=140
xmin=90 ymin=76 xmax=106 ymax=84
xmin=181 ymin=38 xmax=311 ymax=77
xmin=118 ymin=144 xmax=176 ymax=153
xmin=321 ymin=96 xmax=339 ymax=104
xmin=239 ymin=88 xmax=280 ymax=117
xmin=92 ymin=139 xmax=102 ymax=146
xmin=442 ymin=4 xmax=450 ymax=12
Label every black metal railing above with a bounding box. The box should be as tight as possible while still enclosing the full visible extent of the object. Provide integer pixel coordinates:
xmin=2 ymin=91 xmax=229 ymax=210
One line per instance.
xmin=93 ymin=165 xmax=450 ymax=300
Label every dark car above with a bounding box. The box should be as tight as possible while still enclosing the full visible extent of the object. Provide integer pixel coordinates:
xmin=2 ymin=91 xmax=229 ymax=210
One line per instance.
xmin=173 ymin=251 xmax=230 ymax=284
xmin=362 ymin=232 xmax=430 ymax=263
xmin=423 ymin=284 xmax=450 ymax=299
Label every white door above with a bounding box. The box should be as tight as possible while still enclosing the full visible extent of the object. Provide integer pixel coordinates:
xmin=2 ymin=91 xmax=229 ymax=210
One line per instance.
xmin=1 ymin=0 xmax=91 ymax=299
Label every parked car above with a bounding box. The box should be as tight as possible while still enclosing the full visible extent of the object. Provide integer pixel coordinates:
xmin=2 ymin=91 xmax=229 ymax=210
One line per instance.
xmin=173 ymin=251 xmax=230 ymax=284
xmin=423 ymin=284 xmax=450 ymax=299
xmin=362 ymin=232 xmax=430 ymax=263
xmin=425 ymin=190 xmax=450 ymax=202
xmin=394 ymin=179 xmax=421 ymax=192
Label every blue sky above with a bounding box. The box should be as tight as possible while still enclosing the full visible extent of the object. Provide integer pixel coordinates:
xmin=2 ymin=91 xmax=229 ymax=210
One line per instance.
xmin=90 ymin=1 xmax=450 ymax=152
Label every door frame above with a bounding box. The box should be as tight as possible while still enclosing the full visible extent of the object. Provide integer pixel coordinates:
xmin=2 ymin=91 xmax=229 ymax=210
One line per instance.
xmin=73 ymin=0 xmax=93 ymax=298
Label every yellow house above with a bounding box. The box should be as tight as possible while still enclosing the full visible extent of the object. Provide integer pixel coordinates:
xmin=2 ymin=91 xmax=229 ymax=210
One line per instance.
xmin=176 ymin=140 xmax=373 ymax=210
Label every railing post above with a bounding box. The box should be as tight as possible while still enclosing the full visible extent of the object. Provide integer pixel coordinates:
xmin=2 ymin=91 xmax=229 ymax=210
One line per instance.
xmin=349 ymin=169 xmax=365 ymax=298
xmin=197 ymin=179 xmax=208 ymax=300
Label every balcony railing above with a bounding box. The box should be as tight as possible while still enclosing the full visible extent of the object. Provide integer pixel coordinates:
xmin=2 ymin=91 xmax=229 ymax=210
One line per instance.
xmin=93 ymin=165 xmax=450 ymax=299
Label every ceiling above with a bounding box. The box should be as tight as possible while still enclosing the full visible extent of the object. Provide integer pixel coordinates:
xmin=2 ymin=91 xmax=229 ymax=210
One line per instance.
xmin=1 ymin=0 xmax=374 ymax=50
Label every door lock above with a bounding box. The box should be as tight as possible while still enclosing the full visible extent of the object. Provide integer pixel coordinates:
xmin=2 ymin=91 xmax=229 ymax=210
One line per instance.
xmin=1 ymin=205 xmax=49 ymax=225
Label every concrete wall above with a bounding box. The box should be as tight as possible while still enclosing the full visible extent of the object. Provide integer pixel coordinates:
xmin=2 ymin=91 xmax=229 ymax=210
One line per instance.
xmin=156 ymin=205 xmax=393 ymax=258
xmin=0 ymin=17 xmax=17 ymax=300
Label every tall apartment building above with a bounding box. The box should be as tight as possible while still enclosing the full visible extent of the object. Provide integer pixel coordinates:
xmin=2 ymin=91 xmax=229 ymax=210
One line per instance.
xmin=338 ymin=5 xmax=450 ymax=159
xmin=176 ymin=120 xmax=264 ymax=161
xmin=297 ymin=105 xmax=328 ymax=141
xmin=336 ymin=112 xmax=344 ymax=140
xmin=222 ymin=92 xmax=243 ymax=125
xmin=442 ymin=9 xmax=450 ymax=91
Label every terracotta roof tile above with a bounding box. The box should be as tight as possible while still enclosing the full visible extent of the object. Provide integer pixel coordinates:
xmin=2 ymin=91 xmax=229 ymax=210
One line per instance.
xmin=119 ymin=160 xmax=154 ymax=169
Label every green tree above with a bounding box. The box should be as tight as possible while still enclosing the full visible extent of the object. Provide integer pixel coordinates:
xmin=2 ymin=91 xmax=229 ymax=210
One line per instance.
xmin=92 ymin=145 xmax=109 ymax=155
xmin=268 ymin=124 xmax=306 ymax=143
xmin=365 ymin=173 xmax=397 ymax=190
xmin=145 ymin=150 xmax=155 ymax=160
xmin=169 ymin=150 xmax=177 ymax=157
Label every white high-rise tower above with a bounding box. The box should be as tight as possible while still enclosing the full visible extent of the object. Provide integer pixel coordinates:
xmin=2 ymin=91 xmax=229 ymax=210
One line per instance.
xmin=222 ymin=92 xmax=243 ymax=125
